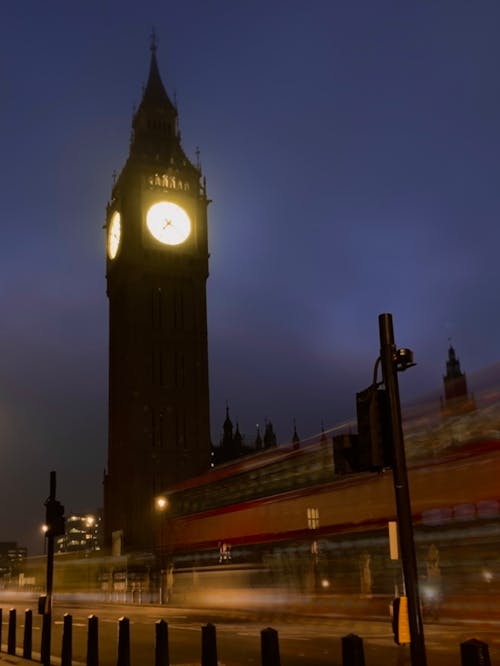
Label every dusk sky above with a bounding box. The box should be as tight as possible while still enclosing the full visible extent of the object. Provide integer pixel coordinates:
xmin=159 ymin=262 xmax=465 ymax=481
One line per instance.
xmin=2 ymin=2 xmax=500 ymax=553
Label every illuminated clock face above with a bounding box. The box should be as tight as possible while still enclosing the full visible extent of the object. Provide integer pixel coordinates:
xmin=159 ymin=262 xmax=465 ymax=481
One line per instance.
xmin=108 ymin=211 xmax=121 ymax=259
xmin=146 ymin=201 xmax=191 ymax=246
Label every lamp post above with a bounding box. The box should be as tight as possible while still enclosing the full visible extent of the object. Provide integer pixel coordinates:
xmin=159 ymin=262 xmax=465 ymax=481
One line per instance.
xmin=155 ymin=496 xmax=169 ymax=603
xmin=378 ymin=313 xmax=426 ymax=666
xmin=42 ymin=471 xmax=65 ymax=666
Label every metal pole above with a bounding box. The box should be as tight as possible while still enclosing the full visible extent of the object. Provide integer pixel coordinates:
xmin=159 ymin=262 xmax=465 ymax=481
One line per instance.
xmin=341 ymin=633 xmax=365 ymax=666
xmin=42 ymin=471 xmax=56 ymax=666
xmin=261 ymin=627 xmax=281 ymax=666
xmin=41 ymin=613 xmax=51 ymax=666
xmin=23 ymin=609 xmax=32 ymax=659
xmin=86 ymin=615 xmax=99 ymax=666
xmin=8 ymin=608 xmax=16 ymax=655
xmin=155 ymin=619 xmax=170 ymax=666
xmin=378 ymin=313 xmax=426 ymax=666
xmin=201 ymin=623 xmax=218 ymax=666
xmin=117 ymin=617 xmax=131 ymax=666
xmin=46 ymin=471 xmax=56 ymax=616
xmin=61 ymin=613 xmax=72 ymax=666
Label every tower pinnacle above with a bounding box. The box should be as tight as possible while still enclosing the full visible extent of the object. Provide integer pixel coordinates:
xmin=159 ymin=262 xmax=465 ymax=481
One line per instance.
xmin=441 ymin=343 xmax=476 ymax=417
xmin=150 ymin=27 xmax=157 ymax=54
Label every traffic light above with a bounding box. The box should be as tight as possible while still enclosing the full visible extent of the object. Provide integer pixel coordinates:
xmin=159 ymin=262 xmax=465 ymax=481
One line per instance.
xmin=355 ymin=384 xmax=393 ymax=470
xmin=332 ymin=433 xmax=359 ymax=474
xmin=45 ymin=499 xmax=65 ymax=537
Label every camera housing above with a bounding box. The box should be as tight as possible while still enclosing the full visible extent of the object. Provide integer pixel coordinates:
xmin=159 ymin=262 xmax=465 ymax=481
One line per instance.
xmin=393 ymin=347 xmax=415 ymax=372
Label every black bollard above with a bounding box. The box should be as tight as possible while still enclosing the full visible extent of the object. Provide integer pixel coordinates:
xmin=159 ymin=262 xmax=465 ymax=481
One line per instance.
xmin=460 ymin=638 xmax=491 ymax=666
xmin=87 ymin=615 xmax=99 ymax=666
xmin=41 ymin=612 xmax=51 ymax=666
xmin=61 ymin=613 xmax=72 ymax=666
xmin=8 ymin=608 xmax=16 ymax=655
xmin=342 ymin=634 xmax=365 ymax=666
xmin=155 ymin=619 xmax=169 ymax=666
xmin=23 ymin=609 xmax=33 ymax=659
xmin=117 ymin=617 xmax=130 ymax=666
xmin=261 ymin=627 xmax=280 ymax=666
xmin=201 ymin=623 xmax=217 ymax=666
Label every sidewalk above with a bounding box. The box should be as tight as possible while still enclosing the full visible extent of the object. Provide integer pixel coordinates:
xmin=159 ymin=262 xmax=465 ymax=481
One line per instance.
xmin=0 ymin=656 xmax=37 ymax=666
xmin=0 ymin=653 xmax=82 ymax=666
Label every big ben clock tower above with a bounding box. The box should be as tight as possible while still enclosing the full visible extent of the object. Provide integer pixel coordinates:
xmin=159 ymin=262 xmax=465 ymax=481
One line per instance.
xmin=104 ymin=37 xmax=211 ymax=552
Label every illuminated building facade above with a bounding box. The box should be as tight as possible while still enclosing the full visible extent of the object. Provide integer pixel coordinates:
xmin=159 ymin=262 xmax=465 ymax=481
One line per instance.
xmin=55 ymin=514 xmax=103 ymax=553
xmin=0 ymin=542 xmax=27 ymax=580
xmin=104 ymin=37 xmax=211 ymax=553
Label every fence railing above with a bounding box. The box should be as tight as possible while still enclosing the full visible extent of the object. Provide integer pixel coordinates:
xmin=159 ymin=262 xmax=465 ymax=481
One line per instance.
xmin=0 ymin=607 xmax=492 ymax=666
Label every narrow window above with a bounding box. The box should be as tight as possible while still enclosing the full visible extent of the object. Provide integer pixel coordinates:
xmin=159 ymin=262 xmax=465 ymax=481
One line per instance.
xmin=307 ymin=507 xmax=319 ymax=529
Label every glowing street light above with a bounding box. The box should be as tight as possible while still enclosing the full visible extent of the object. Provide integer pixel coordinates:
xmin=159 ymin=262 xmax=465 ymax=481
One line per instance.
xmin=156 ymin=496 xmax=168 ymax=511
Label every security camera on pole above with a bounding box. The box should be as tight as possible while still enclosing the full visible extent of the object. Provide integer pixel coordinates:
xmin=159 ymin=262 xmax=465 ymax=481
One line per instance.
xmin=378 ymin=314 xmax=426 ymax=666
xmin=356 ymin=314 xmax=426 ymax=666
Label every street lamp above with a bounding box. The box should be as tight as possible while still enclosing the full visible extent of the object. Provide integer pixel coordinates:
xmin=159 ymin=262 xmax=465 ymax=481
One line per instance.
xmin=155 ymin=496 xmax=168 ymax=511
xmin=154 ymin=496 xmax=170 ymax=603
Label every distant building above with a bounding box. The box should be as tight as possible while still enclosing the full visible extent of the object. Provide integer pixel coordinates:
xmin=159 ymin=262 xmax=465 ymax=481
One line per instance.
xmin=211 ymin=406 xmax=280 ymax=465
xmin=0 ymin=542 xmax=27 ymax=580
xmin=441 ymin=344 xmax=476 ymax=418
xmin=55 ymin=514 xmax=103 ymax=553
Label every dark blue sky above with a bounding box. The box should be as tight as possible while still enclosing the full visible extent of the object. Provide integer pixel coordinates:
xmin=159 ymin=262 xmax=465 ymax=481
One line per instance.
xmin=1 ymin=1 xmax=500 ymax=553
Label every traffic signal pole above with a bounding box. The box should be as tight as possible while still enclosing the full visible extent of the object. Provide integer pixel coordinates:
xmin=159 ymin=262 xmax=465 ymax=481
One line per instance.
xmin=378 ymin=313 xmax=427 ymax=666
xmin=42 ymin=470 xmax=65 ymax=666
xmin=41 ymin=471 xmax=56 ymax=666
xmin=45 ymin=471 xmax=56 ymax=617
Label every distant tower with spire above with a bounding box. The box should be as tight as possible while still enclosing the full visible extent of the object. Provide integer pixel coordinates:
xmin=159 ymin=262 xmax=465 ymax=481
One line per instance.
xmin=263 ymin=420 xmax=277 ymax=449
xmin=218 ymin=405 xmax=242 ymax=462
xmin=441 ymin=343 xmax=476 ymax=417
xmin=212 ymin=405 xmax=251 ymax=464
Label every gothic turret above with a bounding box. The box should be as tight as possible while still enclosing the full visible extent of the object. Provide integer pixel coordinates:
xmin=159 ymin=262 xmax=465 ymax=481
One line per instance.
xmin=254 ymin=426 xmax=263 ymax=451
xmin=441 ymin=343 xmax=475 ymax=417
xmin=263 ymin=420 xmax=277 ymax=449
xmin=292 ymin=419 xmax=300 ymax=450
xmin=221 ymin=405 xmax=234 ymax=448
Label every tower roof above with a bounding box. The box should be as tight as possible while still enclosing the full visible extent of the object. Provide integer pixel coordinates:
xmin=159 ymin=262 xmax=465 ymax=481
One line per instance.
xmin=128 ymin=35 xmax=193 ymax=169
xmin=445 ymin=342 xmax=464 ymax=380
xmin=292 ymin=419 xmax=300 ymax=450
xmin=222 ymin=404 xmax=233 ymax=440
xmin=140 ymin=35 xmax=176 ymax=112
